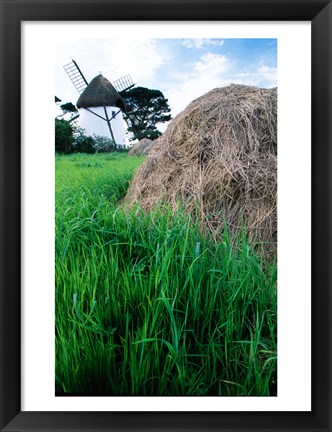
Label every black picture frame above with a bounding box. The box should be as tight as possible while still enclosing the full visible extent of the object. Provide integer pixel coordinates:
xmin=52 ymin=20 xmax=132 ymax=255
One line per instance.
xmin=1 ymin=0 xmax=331 ymax=431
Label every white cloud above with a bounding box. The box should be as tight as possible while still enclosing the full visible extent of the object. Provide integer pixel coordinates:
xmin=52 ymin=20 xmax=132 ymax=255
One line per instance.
xmin=233 ymin=65 xmax=277 ymax=88
xmin=101 ymin=39 xmax=165 ymax=85
xmin=164 ymin=52 xmax=230 ymax=116
xmin=194 ymin=52 xmax=228 ymax=72
xmin=256 ymin=65 xmax=277 ymax=82
xmin=181 ymin=38 xmax=224 ymax=49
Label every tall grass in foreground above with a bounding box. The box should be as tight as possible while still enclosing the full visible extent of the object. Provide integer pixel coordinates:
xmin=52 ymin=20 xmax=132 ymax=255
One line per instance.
xmin=55 ymin=153 xmax=277 ymax=396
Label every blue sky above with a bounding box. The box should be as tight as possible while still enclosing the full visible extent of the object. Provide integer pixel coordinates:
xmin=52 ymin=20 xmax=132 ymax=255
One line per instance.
xmin=55 ymin=38 xmax=277 ymax=125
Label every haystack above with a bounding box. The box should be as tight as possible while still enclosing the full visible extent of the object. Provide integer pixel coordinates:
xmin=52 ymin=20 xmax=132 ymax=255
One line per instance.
xmin=128 ymin=138 xmax=153 ymax=156
xmin=125 ymin=84 xmax=277 ymax=253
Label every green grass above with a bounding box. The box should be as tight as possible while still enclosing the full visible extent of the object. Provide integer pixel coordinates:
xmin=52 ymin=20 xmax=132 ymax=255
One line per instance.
xmin=55 ymin=152 xmax=277 ymax=396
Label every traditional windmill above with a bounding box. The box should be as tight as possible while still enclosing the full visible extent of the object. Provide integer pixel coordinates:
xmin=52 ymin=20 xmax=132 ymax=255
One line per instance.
xmin=63 ymin=59 xmax=134 ymax=146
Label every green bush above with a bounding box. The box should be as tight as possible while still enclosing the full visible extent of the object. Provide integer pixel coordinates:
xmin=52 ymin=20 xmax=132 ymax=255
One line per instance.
xmin=72 ymin=134 xmax=96 ymax=154
xmin=93 ymin=135 xmax=117 ymax=153
xmin=55 ymin=119 xmax=130 ymax=154
xmin=55 ymin=119 xmax=74 ymax=154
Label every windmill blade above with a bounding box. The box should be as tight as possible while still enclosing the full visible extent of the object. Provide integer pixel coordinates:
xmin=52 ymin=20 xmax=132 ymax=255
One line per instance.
xmin=112 ymin=74 xmax=135 ymax=95
xmin=63 ymin=59 xmax=89 ymax=94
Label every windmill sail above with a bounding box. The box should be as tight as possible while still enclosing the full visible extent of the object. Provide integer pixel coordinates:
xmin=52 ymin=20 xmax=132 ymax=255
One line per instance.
xmin=63 ymin=59 xmax=89 ymax=94
xmin=112 ymin=74 xmax=135 ymax=95
xmin=64 ymin=59 xmax=134 ymax=96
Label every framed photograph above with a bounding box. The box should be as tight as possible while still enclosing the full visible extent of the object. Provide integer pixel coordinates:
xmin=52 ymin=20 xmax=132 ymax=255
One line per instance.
xmin=1 ymin=0 xmax=331 ymax=431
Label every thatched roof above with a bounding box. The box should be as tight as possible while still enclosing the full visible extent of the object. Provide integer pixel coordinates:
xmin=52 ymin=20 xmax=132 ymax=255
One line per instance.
xmin=124 ymin=84 xmax=277 ymax=258
xmin=77 ymin=74 xmax=125 ymax=110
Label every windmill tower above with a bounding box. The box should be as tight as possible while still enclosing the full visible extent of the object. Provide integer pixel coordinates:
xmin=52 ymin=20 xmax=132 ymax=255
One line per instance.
xmin=63 ymin=59 xmax=134 ymax=146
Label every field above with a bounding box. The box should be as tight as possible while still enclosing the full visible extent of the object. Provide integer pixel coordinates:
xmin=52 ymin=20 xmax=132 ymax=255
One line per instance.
xmin=55 ymin=152 xmax=277 ymax=396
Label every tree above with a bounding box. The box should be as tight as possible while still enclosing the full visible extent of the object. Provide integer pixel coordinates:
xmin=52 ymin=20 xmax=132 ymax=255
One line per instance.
xmin=122 ymin=87 xmax=172 ymax=141
xmin=55 ymin=118 xmax=74 ymax=153
xmin=60 ymin=102 xmax=78 ymax=114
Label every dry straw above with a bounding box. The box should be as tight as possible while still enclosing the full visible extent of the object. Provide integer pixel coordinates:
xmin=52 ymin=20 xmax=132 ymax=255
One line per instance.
xmin=128 ymin=138 xmax=153 ymax=156
xmin=77 ymin=74 xmax=125 ymax=110
xmin=124 ymin=84 xmax=277 ymax=256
